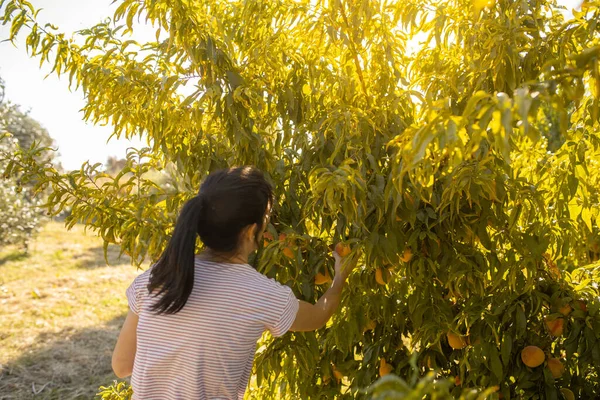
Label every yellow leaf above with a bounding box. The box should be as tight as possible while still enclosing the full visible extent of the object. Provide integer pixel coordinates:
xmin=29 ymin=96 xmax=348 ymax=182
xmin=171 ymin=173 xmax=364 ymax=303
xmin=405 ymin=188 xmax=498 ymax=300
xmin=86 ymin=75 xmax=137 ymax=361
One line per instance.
xmin=569 ymin=203 xmax=582 ymax=220
xmin=490 ymin=110 xmax=502 ymax=134
xmin=581 ymin=208 xmax=594 ymax=232
xmin=302 ymin=84 xmax=311 ymax=96
xmin=473 ymin=0 xmax=493 ymax=12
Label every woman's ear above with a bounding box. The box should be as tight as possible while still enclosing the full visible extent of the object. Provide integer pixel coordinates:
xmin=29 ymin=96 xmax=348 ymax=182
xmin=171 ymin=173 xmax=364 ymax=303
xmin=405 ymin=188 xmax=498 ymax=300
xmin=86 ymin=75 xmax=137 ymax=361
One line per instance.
xmin=246 ymin=223 xmax=258 ymax=241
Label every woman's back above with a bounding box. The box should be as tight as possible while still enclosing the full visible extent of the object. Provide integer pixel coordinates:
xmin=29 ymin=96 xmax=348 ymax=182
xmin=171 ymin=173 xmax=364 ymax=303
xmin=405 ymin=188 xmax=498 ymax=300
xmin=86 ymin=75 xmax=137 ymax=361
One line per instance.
xmin=128 ymin=258 xmax=298 ymax=400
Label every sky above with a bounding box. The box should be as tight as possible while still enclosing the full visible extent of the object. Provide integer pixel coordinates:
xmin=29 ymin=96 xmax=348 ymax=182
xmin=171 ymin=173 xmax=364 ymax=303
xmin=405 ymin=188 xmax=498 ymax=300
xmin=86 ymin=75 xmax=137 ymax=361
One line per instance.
xmin=0 ymin=0 xmax=585 ymax=171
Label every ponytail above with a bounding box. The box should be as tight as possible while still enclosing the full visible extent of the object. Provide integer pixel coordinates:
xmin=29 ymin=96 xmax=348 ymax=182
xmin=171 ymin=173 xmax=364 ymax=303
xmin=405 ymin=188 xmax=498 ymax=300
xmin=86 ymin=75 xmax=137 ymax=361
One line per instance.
xmin=148 ymin=195 xmax=204 ymax=314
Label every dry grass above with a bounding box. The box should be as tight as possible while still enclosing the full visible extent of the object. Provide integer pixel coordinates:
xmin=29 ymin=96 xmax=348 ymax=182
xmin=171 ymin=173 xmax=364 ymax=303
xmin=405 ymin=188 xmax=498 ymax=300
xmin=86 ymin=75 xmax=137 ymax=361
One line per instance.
xmin=0 ymin=221 xmax=143 ymax=399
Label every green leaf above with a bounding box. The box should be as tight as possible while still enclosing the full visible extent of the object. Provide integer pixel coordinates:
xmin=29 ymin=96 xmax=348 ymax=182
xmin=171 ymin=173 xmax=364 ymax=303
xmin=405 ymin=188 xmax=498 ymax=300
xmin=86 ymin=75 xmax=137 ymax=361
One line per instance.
xmin=489 ymin=346 xmax=503 ymax=381
xmin=516 ymin=306 xmax=527 ymax=338
xmin=501 ymin=333 xmax=512 ymax=366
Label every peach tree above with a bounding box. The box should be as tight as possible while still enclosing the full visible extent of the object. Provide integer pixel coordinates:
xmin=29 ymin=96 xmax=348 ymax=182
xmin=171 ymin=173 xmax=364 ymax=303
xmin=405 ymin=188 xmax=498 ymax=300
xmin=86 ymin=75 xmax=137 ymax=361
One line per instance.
xmin=2 ymin=0 xmax=600 ymax=398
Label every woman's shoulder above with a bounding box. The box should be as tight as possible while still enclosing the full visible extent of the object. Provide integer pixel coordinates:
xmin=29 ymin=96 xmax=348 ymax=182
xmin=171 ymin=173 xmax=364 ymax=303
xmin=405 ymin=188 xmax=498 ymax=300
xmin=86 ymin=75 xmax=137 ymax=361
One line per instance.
xmin=243 ymin=267 xmax=293 ymax=296
xmin=195 ymin=259 xmax=289 ymax=291
xmin=130 ymin=266 xmax=153 ymax=287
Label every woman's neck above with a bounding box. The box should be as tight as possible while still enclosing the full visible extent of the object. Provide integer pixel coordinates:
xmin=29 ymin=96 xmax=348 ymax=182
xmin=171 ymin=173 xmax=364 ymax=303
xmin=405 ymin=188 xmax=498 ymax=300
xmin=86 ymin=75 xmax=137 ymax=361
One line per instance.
xmin=197 ymin=249 xmax=248 ymax=265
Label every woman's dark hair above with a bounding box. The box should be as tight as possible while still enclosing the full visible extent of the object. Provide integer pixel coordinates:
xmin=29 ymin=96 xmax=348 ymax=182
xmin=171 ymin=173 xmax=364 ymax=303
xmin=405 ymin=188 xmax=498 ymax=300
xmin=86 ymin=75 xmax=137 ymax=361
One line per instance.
xmin=147 ymin=166 xmax=273 ymax=314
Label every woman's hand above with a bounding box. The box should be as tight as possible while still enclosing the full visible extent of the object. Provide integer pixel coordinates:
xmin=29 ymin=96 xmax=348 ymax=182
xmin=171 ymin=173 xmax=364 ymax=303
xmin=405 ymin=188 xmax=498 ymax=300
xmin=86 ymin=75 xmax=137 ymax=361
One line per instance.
xmin=333 ymin=244 xmax=357 ymax=282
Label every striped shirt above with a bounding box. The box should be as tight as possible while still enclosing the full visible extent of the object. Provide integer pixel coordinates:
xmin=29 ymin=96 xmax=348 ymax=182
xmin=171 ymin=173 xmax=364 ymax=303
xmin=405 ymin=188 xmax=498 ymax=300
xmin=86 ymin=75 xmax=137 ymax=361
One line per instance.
xmin=125 ymin=258 xmax=299 ymax=399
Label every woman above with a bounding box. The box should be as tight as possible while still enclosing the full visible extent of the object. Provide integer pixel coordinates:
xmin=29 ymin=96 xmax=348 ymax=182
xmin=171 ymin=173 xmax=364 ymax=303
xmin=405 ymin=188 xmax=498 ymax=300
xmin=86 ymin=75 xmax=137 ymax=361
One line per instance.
xmin=112 ymin=166 xmax=356 ymax=399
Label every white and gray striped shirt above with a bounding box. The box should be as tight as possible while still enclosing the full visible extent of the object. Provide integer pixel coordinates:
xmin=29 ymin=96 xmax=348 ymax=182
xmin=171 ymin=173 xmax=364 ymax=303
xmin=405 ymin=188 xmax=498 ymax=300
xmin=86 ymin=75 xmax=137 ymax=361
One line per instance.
xmin=126 ymin=259 xmax=299 ymax=399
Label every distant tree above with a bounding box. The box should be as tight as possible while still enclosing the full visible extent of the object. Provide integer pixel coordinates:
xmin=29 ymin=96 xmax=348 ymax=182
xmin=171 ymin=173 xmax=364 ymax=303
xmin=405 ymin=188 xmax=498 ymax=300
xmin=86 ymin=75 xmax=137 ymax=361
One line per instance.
xmin=104 ymin=156 xmax=127 ymax=176
xmin=4 ymin=105 xmax=53 ymax=156
xmin=0 ymin=76 xmax=55 ymax=249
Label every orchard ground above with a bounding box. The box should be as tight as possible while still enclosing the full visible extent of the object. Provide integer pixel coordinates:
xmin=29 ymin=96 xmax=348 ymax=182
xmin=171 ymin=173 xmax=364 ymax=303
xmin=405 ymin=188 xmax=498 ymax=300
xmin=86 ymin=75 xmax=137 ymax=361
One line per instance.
xmin=0 ymin=221 xmax=139 ymax=399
